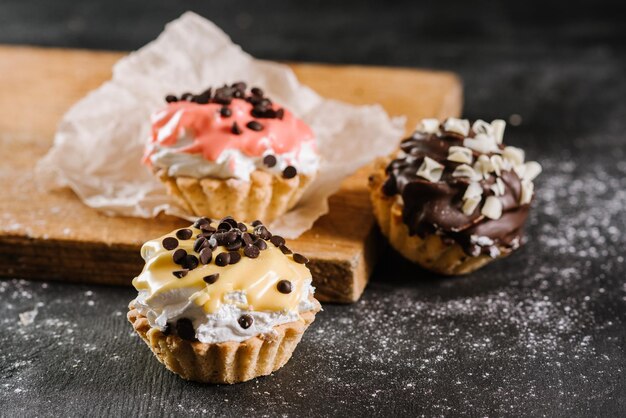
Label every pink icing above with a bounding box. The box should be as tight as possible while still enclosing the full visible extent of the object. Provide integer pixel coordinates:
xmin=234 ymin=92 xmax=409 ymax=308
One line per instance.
xmin=145 ymin=99 xmax=315 ymax=164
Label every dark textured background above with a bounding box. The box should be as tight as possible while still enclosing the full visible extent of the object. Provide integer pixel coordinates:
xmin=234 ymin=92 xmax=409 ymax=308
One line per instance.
xmin=1 ymin=1 xmax=625 ymax=417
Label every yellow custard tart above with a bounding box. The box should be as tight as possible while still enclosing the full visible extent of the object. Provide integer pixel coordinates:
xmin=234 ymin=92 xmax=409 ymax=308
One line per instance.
xmin=128 ymin=216 xmax=320 ymax=384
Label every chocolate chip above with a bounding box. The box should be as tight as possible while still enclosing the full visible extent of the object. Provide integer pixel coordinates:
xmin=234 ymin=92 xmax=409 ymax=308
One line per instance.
xmin=193 ymin=237 xmax=208 ymax=252
xmin=162 ymin=323 xmax=172 ymax=335
xmin=276 ymin=108 xmax=284 ymax=119
xmin=277 ymin=280 xmax=292 ymax=294
xmin=231 ymin=122 xmax=242 ymax=135
xmin=282 ymin=166 xmax=297 ymax=179
xmin=238 ymin=314 xmax=253 ymax=329
xmin=220 ymin=107 xmax=232 ymax=117
xmin=229 ymin=251 xmax=241 ymax=264
xmin=254 ymin=239 xmax=268 ymax=250
xmin=220 ymin=217 xmax=238 ymax=228
xmin=225 ymin=230 xmax=239 ymax=244
xmin=176 ymin=318 xmax=196 ymax=341
xmin=232 ymin=81 xmax=247 ymax=91
xmin=243 ymin=244 xmax=260 ymax=258
xmin=251 ymin=87 xmax=264 ymax=96
xmin=183 ymin=255 xmax=199 ymax=270
xmin=217 ymin=221 xmax=232 ymax=231
xmin=237 ymin=222 xmax=248 ymax=232
xmin=181 ymin=92 xmax=193 ymax=101
xmin=193 ymin=217 xmax=210 ymax=228
xmin=226 ymin=240 xmax=242 ymax=251
xmin=203 ymin=273 xmax=219 ymax=284
xmin=194 ymin=92 xmax=210 ymax=104
xmin=254 ymin=225 xmax=272 ymax=240
xmin=172 ymin=269 xmax=188 ymax=278
xmin=246 ymin=121 xmax=263 ymax=131
xmin=279 ymin=244 xmax=293 ymax=255
xmin=242 ymin=233 xmax=255 ymax=246
xmin=293 ymin=253 xmax=309 ymax=264
xmin=199 ymin=247 xmax=213 ymax=265
xmin=251 ymin=220 xmax=263 ymax=227
xmin=215 ymin=252 xmax=230 ymax=267
xmin=162 ymin=237 xmax=179 ymax=250
xmin=165 ymin=95 xmax=178 ymax=103
xmin=263 ymin=155 xmax=277 ymax=168
xmin=176 ymin=229 xmax=193 ymax=240
xmin=172 ymin=249 xmax=187 ymax=264
xmin=269 ymin=235 xmax=285 ymax=247
xmin=208 ymin=236 xmax=218 ymax=249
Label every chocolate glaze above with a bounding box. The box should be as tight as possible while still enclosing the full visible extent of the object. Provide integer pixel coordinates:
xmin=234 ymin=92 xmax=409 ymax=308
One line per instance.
xmin=382 ymin=131 xmax=530 ymax=257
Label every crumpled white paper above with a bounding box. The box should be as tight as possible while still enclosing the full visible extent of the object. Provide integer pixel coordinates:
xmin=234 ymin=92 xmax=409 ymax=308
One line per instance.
xmin=36 ymin=12 xmax=405 ymax=238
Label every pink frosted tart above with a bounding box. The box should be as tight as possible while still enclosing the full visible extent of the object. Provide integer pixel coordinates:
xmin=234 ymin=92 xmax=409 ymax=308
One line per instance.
xmin=144 ymin=83 xmax=320 ymax=223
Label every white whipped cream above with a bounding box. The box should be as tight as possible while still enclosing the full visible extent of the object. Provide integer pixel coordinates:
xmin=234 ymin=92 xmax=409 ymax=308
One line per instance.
xmin=133 ymin=281 xmax=317 ymax=344
xmin=148 ymin=130 xmax=320 ymax=182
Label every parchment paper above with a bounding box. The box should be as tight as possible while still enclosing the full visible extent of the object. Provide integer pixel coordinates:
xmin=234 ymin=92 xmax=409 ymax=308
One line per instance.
xmin=36 ymin=12 xmax=405 ymax=238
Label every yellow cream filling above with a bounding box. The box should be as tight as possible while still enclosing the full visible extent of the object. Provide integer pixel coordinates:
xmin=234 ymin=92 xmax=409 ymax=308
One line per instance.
xmin=132 ymin=222 xmax=312 ymax=314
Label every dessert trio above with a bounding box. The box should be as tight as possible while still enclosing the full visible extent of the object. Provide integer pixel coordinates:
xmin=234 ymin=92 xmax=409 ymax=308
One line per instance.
xmin=129 ymin=83 xmax=541 ymax=383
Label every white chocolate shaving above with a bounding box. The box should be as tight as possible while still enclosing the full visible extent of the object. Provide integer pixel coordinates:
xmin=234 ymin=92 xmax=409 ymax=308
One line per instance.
xmin=462 ymin=197 xmax=481 ymax=215
xmin=490 ymin=178 xmax=506 ymax=196
xmin=472 ymin=120 xmax=493 ymax=136
xmin=474 ymin=154 xmax=494 ymax=179
xmin=503 ymin=146 xmax=525 ymax=166
xmin=463 ymin=181 xmax=483 ymax=200
xmin=520 ymin=180 xmax=534 ymax=204
xmin=416 ymin=118 xmax=440 ymax=134
xmin=442 ymin=118 xmax=470 ymax=137
xmin=416 ymin=156 xmax=444 ymax=182
xmin=491 ymin=119 xmax=506 ymax=144
xmin=481 ymin=196 xmax=503 ymax=220
xmin=452 ymin=164 xmax=479 ymax=180
xmin=447 ymin=146 xmax=473 ymax=164
xmin=490 ymin=155 xmax=504 ymax=176
xmin=464 ymin=133 xmax=500 ymax=154
xmin=523 ymin=161 xmax=542 ymax=181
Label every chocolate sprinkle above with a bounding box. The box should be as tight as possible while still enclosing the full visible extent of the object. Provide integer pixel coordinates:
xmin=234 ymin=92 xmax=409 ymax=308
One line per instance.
xmin=199 ymin=247 xmax=213 ymax=265
xmin=215 ymin=252 xmax=230 ymax=267
xmin=229 ymin=251 xmax=242 ymax=264
xmin=246 ymin=121 xmax=264 ymax=131
xmin=172 ymin=249 xmax=187 ymax=264
xmin=162 ymin=237 xmax=179 ymax=250
xmin=277 ymin=280 xmax=293 ymax=294
xmin=176 ymin=229 xmax=193 ymax=240
xmin=243 ymin=244 xmax=260 ymax=259
xmin=293 ymin=253 xmax=309 ymax=264
xmin=203 ymin=273 xmax=220 ymax=284
xmin=176 ymin=318 xmax=196 ymax=341
xmin=282 ymin=166 xmax=297 ymax=179
xmin=269 ymin=235 xmax=285 ymax=247
xmin=172 ymin=269 xmax=188 ymax=279
xmin=220 ymin=106 xmax=232 ymax=117
xmin=263 ymin=154 xmax=277 ymax=168
xmin=231 ymin=122 xmax=243 ymax=135
xmin=238 ymin=314 xmax=254 ymax=329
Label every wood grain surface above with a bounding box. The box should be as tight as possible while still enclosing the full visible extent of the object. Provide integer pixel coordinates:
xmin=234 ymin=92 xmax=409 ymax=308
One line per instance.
xmin=0 ymin=45 xmax=462 ymax=302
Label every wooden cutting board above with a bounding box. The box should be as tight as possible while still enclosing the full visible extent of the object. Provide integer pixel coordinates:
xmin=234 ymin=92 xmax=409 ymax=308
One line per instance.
xmin=0 ymin=45 xmax=462 ymax=303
